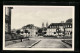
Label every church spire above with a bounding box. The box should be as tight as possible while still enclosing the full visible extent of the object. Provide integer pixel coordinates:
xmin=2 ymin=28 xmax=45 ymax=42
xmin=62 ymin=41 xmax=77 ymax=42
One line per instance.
xmin=42 ymin=22 xmax=44 ymax=28
xmin=46 ymin=22 xmax=48 ymax=27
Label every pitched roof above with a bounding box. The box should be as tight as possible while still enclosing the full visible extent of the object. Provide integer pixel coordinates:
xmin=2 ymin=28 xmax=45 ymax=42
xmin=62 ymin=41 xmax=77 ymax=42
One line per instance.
xmin=48 ymin=23 xmax=72 ymax=28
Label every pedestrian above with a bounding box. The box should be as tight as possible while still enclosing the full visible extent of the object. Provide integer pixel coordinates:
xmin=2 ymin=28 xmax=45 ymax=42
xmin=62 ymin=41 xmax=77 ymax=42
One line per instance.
xmin=20 ymin=32 xmax=24 ymax=42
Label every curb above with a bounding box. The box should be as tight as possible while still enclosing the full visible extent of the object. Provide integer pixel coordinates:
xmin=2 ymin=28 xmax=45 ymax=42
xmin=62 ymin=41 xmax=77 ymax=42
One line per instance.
xmin=27 ymin=40 xmax=41 ymax=48
xmin=62 ymin=40 xmax=72 ymax=47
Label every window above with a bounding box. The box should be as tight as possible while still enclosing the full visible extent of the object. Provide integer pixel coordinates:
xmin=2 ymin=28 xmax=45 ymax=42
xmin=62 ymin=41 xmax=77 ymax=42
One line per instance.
xmin=57 ymin=25 xmax=58 ymax=28
xmin=52 ymin=26 xmax=53 ymax=28
xmin=65 ymin=25 xmax=66 ymax=28
xmin=70 ymin=25 xmax=71 ymax=27
xmin=5 ymin=23 xmax=8 ymax=32
xmin=56 ymin=26 xmax=57 ymax=28
xmin=54 ymin=32 xmax=56 ymax=34
xmin=50 ymin=26 xmax=51 ymax=28
xmin=68 ymin=25 xmax=69 ymax=27
xmin=54 ymin=26 xmax=55 ymax=28
xmin=66 ymin=25 xmax=67 ymax=28
xmin=67 ymin=25 xmax=68 ymax=27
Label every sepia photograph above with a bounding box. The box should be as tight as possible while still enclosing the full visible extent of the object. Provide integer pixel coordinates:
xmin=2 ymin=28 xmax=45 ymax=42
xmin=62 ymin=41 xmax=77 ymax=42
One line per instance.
xmin=3 ymin=5 xmax=74 ymax=51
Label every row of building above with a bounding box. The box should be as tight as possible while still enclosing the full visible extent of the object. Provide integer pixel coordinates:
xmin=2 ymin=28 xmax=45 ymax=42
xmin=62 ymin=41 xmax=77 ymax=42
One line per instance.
xmin=46 ymin=22 xmax=72 ymax=37
xmin=5 ymin=7 xmax=72 ymax=38
xmin=16 ymin=20 xmax=72 ymax=37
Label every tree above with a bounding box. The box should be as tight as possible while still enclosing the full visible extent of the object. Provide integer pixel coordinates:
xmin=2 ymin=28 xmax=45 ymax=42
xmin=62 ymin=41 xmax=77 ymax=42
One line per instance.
xmin=25 ymin=30 xmax=28 ymax=33
xmin=42 ymin=27 xmax=47 ymax=31
xmin=42 ymin=32 xmax=46 ymax=36
xmin=56 ymin=28 xmax=61 ymax=36
xmin=26 ymin=24 xmax=34 ymax=29
xmin=16 ymin=30 xmax=20 ymax=34
xmin=38 ymin=29 xmax=42 ymax=36
xmin=66 ymin=18 xmax=72 ymax=23
xmin=21 ymin=31 xmax=23 ymax=34
xmin=24 ymin=30 xmax=30 ymax=40
xmin=25 ymin=30 xmax=28 ymax=37
xmin=20 ymin=32 xmax=24 ymax=42
xmin=38 ymin=29 xmax=42 ymax=33
xmin=16 ymin=30 xmax=24 ymax=42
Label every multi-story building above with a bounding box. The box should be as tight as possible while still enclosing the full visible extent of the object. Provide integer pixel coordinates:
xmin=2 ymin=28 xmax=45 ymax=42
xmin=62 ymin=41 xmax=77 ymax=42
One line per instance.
xmin=45 ymin=22 xmax=72 ymax=37
xmin=65 ymin=23 xmax=72 ymax=36
xmin=21 ymin=24 xmax=39 ymax=37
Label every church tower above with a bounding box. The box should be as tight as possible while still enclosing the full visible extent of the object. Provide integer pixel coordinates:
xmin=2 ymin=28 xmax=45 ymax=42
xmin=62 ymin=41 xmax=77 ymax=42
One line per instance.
xmin=46 ymin=22 xmax=48 ymax=27
xmin=42 ymin=22 xmax=44 ymax=28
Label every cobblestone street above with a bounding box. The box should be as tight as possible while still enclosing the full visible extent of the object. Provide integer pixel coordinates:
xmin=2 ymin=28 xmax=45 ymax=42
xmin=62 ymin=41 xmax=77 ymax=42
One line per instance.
xmin=32 ymin=37 xmax=72 ymax=48
xmin=6 ymin=37 xmax=72 ymax=48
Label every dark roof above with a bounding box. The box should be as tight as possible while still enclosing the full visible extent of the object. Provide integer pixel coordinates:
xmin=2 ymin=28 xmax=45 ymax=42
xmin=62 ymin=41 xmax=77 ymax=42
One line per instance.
xmin=50 ymin=23 xmax=71 ymax=26
xmin=48 ymin=23 xmax=72 ymax=28
xmin=22 ymin=24 xmax=40 ymax=29
xmin=66 ymin=18 xmax=72 ymax=23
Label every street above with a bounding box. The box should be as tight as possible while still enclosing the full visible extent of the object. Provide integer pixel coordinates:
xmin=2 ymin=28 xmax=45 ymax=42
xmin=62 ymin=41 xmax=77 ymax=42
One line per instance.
xmin=32 ymin=38 xmax=71 ymax=48
xmin=6 ymin=39 xmax=37 ymax=48
xmin=5 ymin=36 xmax=72 ymax=48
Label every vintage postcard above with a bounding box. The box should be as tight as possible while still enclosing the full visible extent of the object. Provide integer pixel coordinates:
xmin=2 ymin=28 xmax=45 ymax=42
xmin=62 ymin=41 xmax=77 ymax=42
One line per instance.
xmin=3 ymin=5 xmax=75 ymax=51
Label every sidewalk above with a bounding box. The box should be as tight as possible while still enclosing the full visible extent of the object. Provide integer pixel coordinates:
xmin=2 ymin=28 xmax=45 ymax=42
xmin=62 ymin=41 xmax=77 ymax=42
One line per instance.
xmin=5 ymin=39 xmax=21 ymax=46
xmin=5 ymin=38 xmax=41 ymax=48
xmin=5 ymin=38 xmax=29 ymax=46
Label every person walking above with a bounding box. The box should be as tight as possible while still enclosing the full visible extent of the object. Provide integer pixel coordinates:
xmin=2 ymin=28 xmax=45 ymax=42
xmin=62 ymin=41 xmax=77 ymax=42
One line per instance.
xmin=20 ymin=32 xmax=24 ymax=42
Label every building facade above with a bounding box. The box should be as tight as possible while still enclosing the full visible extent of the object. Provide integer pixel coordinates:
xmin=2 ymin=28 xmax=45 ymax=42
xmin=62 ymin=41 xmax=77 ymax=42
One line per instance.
xmin=21 ymin=24 xmax=39 ymax=37
xmin=65 ymin=23 xmax=72 ymax=36
xmin=5 ymin=7 xmax=13 ymax=34
xmin=45 ymin=23 xmax=72 ymax=37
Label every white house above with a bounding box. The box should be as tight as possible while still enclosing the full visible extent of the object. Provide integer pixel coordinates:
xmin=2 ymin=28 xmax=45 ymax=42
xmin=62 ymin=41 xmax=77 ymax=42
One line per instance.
xmin=45 ymin=23 xmax=72 ymax=37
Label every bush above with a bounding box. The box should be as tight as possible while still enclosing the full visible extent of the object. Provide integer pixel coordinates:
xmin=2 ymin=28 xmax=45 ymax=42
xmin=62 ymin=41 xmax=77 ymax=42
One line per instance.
xmin=11 ymin=33 xmax=17 ymax=40
xmin=16 ymin=30 xmax=20 ymax=34
xmin=19 ymin=35 xmax=24 ymax=39
xmin=5 ymin=34 xmax=12 ymax=41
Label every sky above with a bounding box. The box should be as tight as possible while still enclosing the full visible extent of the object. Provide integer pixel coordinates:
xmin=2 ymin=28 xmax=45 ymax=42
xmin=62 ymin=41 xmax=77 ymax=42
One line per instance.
xmin=10 ymin=6 xmax=74 ymax=29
